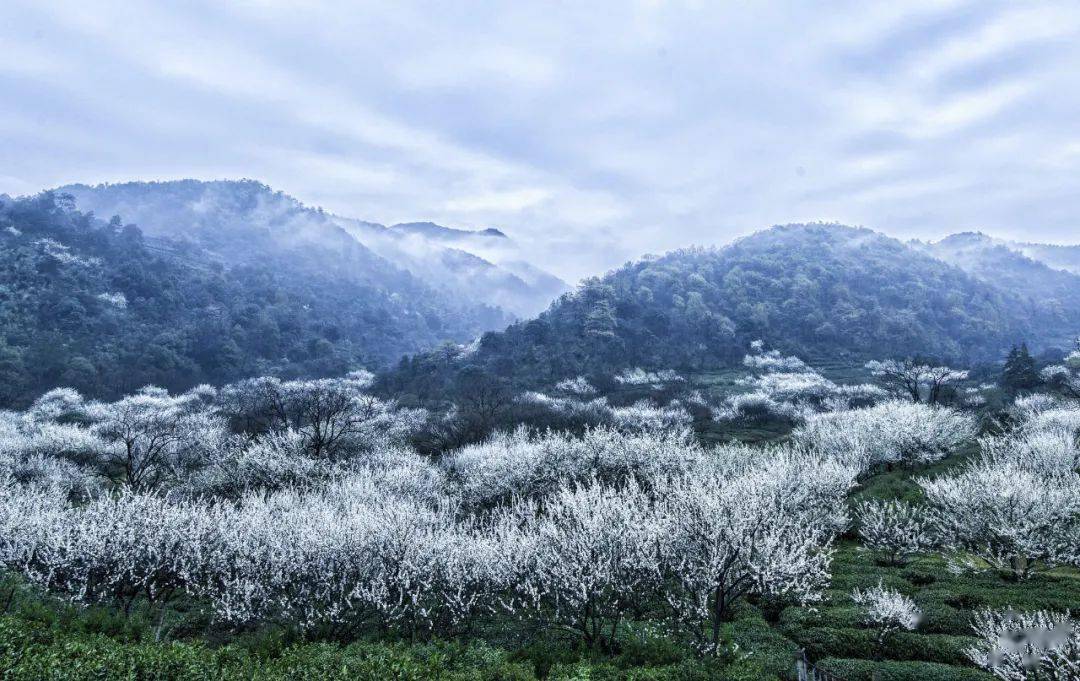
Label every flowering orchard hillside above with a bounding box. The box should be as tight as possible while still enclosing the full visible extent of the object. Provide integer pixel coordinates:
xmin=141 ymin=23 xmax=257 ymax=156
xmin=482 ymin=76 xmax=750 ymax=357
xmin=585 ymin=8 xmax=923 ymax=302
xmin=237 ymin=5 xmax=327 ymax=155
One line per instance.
xmin=0 ymin=344 xmax=1079 ymax=679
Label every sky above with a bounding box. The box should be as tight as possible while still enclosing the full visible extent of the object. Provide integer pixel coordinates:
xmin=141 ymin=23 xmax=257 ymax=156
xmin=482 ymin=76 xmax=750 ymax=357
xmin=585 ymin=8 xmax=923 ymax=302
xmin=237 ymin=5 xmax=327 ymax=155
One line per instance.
xmin=2 ymin=1 xmax=1080 ymax=282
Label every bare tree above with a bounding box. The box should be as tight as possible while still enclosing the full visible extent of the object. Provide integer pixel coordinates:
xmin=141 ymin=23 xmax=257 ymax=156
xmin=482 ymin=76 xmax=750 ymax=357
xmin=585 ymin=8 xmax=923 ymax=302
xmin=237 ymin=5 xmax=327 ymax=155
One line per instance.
xmin=865 ymin=359 xmax=968 ymax=404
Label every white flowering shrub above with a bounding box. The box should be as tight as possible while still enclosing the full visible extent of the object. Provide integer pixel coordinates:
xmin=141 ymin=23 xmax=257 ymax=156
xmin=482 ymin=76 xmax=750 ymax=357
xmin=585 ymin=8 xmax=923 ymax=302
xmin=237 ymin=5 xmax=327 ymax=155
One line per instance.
xmin=1040 ymin=349 xmax=1080 ymax=399
xmin=980 ymin=428 xmax=1079 ymax=475
xmin=613 ymin=367 xmax=684 ymax=387
xmin=554 ymin=376 xmax=598 ymax=396
xmin=717 ymin=390 xmax=809 ymax=423
xmin=856 ymin=499 xmax=937 ymax=566
xmin=496 ymin=478 xmax=663 ymax=649
xmin=25 ymin=387 xmax=90 ymax=424
xmin=181 ymin=429 xmax=318 ymax=497
xmin=793 ymin=401 xmax=976 ymax=475
xmin=742 ymin=346 xmax=809 ymax=372
xmin=968 ymin=608 xmax=1080 ymax=680
xmin=1009 ymin=394 xmax=1080 ymax=436
xmin=519 ymin=391 xmax=694 ymax=435
xmin=0 ymin=483 xmax=221 ymax=608
xmin=851 ymin=581 xmax=921 ymax=642
xmin=96 ymin=291 xmax=128 ymax=309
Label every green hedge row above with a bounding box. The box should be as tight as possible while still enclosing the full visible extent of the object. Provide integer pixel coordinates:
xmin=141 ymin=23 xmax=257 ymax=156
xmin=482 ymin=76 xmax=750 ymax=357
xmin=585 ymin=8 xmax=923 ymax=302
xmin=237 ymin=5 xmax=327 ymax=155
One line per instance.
xmin=816 ymin=657 xmax=994 ymax=681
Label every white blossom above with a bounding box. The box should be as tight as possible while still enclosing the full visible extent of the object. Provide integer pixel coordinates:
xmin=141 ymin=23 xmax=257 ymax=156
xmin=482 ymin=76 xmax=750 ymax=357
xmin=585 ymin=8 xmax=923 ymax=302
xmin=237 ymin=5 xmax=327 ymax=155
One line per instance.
xmin=968 ymin=608 xmax=1080 ymax=680
xmin=793 ymin=401 xmax=975 ymax=475
xmin=851 ymin=581 xmax=921 ymax=641
xmin=856 ymin=499 xmax=937 ymax=566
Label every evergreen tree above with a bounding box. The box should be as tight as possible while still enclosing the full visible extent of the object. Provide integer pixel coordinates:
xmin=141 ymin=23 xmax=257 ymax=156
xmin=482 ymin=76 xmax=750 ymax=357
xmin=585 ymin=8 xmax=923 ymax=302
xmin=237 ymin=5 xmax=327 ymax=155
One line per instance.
xmin=1001 ymin=342 xmax=1041 ymax=392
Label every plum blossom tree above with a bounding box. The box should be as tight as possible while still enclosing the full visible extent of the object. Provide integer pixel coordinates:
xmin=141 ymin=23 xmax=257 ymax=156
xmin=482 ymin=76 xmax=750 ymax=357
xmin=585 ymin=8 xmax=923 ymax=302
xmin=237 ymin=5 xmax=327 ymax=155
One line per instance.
xmin=967 ymin=608 xmax=1079 ymax=680
xmin=793 ymin=401 xmax=975 ymax=476
xmin=88 ymin=389 xmax=230 ymax=489
xmin=656 ymin=450 xmax=855 ymax=654
xmin=554 ymin=376 xmax=597 ymax=396
xmin=217 ymin=376 xmax=426 ymax=461
xmin=0 ymin=483 xmax=221 ymax=618
xmin=919 ymin=439 xmax=1080 ymax=579
xmin=1040 ymin=346 xmax=1080 ymax=400
xmin=441 ymin=425 xmax=704 ymax=507
xmin=718 ymin=343 xmax=884 ymax=423
xmin=850 ymin=581 xmax=921 ymax=645
xmin=856 ymin=499 xmax=937 ymax=566
xmin=498 ymin=478 xmax=663 ymax=650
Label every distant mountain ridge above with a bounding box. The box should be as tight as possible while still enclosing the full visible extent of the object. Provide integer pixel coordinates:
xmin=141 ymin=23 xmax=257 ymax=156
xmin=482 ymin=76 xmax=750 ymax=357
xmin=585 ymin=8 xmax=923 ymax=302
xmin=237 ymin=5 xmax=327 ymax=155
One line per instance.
xmin=390 ymin=221 xmax=508 ymax=241
xmin=60 ymin=181 xmax=566 ymax=318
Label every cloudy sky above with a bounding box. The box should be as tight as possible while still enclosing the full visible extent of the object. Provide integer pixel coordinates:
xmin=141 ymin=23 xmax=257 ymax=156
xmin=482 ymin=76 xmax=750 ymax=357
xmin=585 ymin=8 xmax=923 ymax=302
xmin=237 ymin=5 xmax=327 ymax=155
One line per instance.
xmin=2 ymin=1 xmax=1079 ymax=281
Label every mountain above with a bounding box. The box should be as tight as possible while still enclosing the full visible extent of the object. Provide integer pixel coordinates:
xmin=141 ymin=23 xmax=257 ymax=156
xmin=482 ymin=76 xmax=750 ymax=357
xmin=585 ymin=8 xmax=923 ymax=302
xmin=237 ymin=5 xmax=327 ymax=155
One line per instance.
xmin=61 ymin=181 xmax=566 ymax=318
xmin=916 ymin=232 xmax=1080 ymax=339
xmin=0 ymin=187 xmax=511 ymax=407
xmin=385 ymin=223 xmax=1078 ymax=393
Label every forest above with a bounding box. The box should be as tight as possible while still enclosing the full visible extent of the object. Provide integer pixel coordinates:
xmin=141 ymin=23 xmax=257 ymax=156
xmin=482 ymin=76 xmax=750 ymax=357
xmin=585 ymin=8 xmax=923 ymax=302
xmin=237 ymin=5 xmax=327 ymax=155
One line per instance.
xmin=0 ymin=191 xmax=508 ymax=407
xmin=0 ymin=330 xmax=1078 ymax=680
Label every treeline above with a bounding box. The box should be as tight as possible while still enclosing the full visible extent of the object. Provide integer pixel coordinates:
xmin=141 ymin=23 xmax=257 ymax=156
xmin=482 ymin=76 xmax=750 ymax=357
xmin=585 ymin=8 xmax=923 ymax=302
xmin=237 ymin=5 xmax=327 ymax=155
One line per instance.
xmin=0 ymin=192 xmax=507 ymax=407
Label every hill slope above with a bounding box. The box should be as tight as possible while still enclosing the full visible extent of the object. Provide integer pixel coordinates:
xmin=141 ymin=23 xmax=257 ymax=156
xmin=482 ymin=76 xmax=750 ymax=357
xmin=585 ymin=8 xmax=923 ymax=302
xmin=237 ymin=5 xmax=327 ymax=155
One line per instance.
xmin=387 ymin=223 xmax=1075 ymax=392
xmin=0 ymin=190 xmax=508 ymax=406
xmin=917 ymin=232 xmax=1080 ymax=344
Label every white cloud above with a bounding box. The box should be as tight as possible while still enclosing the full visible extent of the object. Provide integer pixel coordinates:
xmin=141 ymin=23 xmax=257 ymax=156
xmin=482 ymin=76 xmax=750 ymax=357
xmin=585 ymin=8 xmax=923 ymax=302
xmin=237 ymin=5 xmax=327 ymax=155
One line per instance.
xmin=444 ymin=188 xmax=551 ymax=213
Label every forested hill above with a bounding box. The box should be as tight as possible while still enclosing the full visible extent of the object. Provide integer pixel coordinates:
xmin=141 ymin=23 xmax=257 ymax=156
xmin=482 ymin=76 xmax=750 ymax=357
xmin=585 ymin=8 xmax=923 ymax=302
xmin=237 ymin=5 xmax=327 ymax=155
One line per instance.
xmin=0 ymin=191 xmax=508 ymax=407
xmin=60 ymin=180 xmax=567 ymax=318
xmin=385 ymin=223 xmax=1072 ymax=393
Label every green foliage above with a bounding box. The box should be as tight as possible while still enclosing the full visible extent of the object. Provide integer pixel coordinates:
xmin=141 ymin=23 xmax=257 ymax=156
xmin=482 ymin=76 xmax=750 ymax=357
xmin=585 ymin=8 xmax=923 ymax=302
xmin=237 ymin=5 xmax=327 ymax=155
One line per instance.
xmin=0 ymin=616 xmax=535 ymax=680
xmin=790 ymin=627 xmax=974 ymax=666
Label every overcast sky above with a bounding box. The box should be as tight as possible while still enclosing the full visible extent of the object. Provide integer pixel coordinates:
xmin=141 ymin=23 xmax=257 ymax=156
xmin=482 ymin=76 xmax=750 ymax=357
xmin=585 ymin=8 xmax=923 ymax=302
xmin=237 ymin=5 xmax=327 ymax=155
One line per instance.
xmin=3 ymin=1 xmax=1079 ymax=281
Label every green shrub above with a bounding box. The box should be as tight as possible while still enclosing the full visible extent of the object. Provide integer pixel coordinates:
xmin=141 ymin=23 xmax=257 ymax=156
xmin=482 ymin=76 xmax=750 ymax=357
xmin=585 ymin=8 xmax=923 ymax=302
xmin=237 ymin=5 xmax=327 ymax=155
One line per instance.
xmin=0 ymin=617 xmax=537 ymax=681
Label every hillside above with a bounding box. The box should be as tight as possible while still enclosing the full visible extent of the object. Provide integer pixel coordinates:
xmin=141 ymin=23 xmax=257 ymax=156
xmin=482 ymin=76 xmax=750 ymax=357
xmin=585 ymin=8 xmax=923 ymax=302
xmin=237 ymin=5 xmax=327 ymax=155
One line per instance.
xmin=0 ymin=191 xmax=508 ymax=406
xmin=917 ymin=232 xmax=1080 ymax=344
xmin=62 ymin=181 xmax=567 ymax=318
xmin=386 ymin=223 xmax=1074 ymax=393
